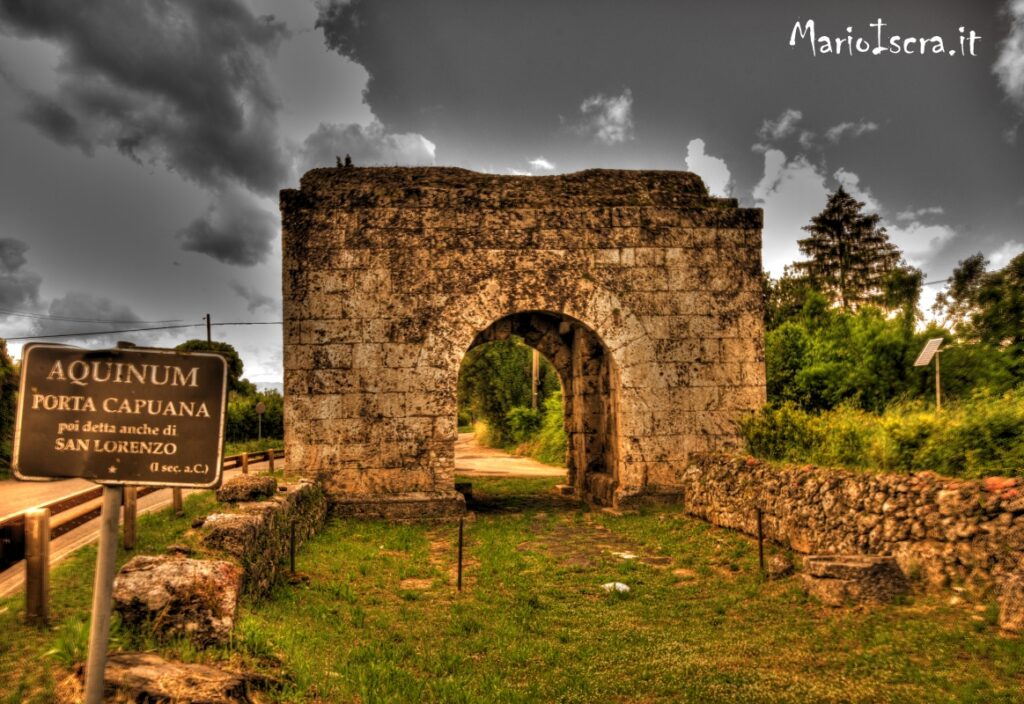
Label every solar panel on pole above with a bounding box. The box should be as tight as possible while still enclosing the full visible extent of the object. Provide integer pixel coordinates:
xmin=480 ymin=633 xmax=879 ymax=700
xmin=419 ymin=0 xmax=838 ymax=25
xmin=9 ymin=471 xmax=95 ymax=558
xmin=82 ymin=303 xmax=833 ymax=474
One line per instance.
xmin=913 ymin=338 xmax=943 ymax=367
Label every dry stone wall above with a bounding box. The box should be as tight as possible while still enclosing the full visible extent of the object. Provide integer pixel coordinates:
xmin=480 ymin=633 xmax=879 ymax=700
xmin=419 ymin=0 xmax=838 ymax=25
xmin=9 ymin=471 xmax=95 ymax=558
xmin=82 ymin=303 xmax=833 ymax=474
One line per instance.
xmin=683 ymin=454 xmax=1024 ymax=590
xmin=281 ymin=167 xmax=765 ymax=515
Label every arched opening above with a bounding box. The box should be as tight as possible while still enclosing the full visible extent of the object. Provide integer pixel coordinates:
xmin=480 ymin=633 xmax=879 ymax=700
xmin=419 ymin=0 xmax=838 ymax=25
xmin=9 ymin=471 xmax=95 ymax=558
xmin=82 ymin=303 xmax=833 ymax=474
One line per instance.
xmin=455 ymin=311 xmax=621 ymax=505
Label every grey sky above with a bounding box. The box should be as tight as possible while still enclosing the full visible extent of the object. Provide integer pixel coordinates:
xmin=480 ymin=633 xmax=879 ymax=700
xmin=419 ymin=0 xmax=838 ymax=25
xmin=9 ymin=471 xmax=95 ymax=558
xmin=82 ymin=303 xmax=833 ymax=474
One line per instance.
xmin=0 ymin=0 xmax=1021 ymax=384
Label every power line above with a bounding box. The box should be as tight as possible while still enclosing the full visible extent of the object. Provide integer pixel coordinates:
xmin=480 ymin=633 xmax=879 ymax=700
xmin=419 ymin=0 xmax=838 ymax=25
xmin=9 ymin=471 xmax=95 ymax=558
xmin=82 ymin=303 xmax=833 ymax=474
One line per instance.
xmin=0 ymin=307 xmax=183 ymax=324
xmin=4 ymin=321 xmax=283 ymax=342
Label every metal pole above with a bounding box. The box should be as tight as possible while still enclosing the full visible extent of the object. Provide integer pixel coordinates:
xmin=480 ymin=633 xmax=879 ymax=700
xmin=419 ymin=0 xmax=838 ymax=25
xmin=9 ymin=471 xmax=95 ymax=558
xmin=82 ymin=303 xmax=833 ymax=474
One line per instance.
xmin=84 ymin=485 xmax=123 ymax=704
xmin=457 ymin=517 xmax=464 ymax=592
xmin=172 ymin=488 xmax=183 ymax=517
xmin=756 ymin=508 xmax=765 ymax=574
xmin=24 ymin=508 xmax=50 ymax=626
xmin=268 ymin=449 xmax=275 ymax=474
xmin=205 ymin=313 xmax=211 ymax=343
xmin=122 ymin=487 xmax=137 ymax=550
xmin=290 ymin=521 xmax=296 ymax=574
xmin=531 ymin=348 xmax=539 ymax=410
xmin=935 ymin=351 xmax=942 ymax=413
xmin=258 ymin=414 xmax=262 ymax=441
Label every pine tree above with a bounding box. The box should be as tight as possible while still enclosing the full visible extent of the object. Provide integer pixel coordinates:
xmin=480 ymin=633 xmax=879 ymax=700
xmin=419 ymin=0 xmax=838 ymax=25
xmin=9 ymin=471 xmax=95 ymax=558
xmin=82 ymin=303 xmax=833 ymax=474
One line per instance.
xmin=793 ymin=187 xmax=902 ymax=311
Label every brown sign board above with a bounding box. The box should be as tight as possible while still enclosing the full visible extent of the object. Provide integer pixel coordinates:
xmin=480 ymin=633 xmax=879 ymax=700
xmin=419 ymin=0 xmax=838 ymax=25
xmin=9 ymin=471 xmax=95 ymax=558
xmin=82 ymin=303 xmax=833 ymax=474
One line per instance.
xmin=12 ymin=343 xmax=228 ymax=488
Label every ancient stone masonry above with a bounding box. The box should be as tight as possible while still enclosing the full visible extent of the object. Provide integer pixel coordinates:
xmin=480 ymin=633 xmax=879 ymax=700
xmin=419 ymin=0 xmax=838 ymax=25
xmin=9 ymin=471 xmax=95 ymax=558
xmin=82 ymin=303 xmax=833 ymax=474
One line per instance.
xmin=682 ymin=455 xmax=1024 ymax=594
xmin=280 ymin=167 xmax=766 ymax=516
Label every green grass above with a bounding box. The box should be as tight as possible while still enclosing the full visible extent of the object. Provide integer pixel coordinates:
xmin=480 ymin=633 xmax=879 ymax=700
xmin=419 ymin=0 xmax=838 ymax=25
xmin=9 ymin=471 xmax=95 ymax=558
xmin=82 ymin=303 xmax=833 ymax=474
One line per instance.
xmin=224 ymin=437 xmax=284 ymax=457
xmin=2 ymin=477 xmax=1022 ymax=703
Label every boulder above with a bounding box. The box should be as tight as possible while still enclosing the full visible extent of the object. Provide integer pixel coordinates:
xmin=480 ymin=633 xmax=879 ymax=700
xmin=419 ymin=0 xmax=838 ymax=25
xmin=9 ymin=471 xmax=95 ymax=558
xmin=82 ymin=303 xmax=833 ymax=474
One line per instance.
xmin=60 ymin=653 xmax=270 ymax=703
xmin=201 ymin=512 xmax=266 ymax=559
xmin=998 ymin=571 xmax=1024 ymax=632
xmin=801 ymin=555 xmax=908 ymax=606
xmin=112 ymin=555 xmax=242 ymax=645
xmin=216 ymin=475 xmax=278 ymax=503
xmin=766 ymin=554 xmax=794 ymax=579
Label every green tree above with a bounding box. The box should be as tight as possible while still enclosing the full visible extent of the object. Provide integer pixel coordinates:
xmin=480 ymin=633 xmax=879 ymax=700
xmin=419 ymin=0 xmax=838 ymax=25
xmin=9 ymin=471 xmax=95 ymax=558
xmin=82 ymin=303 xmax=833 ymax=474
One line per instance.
xmin=0 ymin=339 xmax=17 ymax=469
xmin=793 ymin=187 xmax=904 ymax=311
xmin=457 ymin=337 xmax=559 ymax=446
xmin=932 ymin=252 xmax=987 ymax=332
xmin=174 ymin=339 xmax=256 ymax=395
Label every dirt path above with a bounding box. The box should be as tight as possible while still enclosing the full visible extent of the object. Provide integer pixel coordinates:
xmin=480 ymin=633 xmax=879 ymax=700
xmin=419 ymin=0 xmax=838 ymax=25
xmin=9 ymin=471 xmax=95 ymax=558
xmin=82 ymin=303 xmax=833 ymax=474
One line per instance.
xmin=454 ymin=432 xmax=566 ymax=478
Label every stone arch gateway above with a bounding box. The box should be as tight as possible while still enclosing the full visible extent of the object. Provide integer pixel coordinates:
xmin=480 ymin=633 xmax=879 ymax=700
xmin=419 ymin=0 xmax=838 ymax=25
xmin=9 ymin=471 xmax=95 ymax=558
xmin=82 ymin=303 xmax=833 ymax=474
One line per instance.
xmin=281 ymin=167 xmax=765 ymax=518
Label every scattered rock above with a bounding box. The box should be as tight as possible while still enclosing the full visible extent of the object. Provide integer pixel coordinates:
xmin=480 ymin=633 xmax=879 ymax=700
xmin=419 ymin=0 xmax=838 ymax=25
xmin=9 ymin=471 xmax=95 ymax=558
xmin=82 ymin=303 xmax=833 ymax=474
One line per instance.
xmin=997 ymin=571 xmax=1024 ymax=632
xmin=64 ymin=652 xmax=271 ymax=704
xmin=113 ymin=555 xmax=243 ymax=645
xmin=672 ymin=568 xmax=698 ymax=580
xmin=601 ymin=582 xmax=630 ymax=593
xmin=216 ymin=475 xmax=278 ymax=503
xmin=202 ymin=513 xmax=265 ymax=559
xmin=191 ymin=516 xmax=207 ymax=529
xmin=610 ymin=551 xmax=638 ymax=560
xmin=801 ymin=555 xmax=909 ymax=606
xmin=766 ymin=554 xmax=794 ymax=579
xmin=166 ymin=544 xmax=195 ymax=557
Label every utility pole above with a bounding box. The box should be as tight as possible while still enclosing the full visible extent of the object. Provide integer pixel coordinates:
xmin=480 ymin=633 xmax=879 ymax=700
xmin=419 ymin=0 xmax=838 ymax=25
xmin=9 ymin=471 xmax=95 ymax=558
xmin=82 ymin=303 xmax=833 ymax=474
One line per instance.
xmin=205 ymin=313 xmax=211 ymax=343
xmin=531 ymin=348 xmax=539 ymax=410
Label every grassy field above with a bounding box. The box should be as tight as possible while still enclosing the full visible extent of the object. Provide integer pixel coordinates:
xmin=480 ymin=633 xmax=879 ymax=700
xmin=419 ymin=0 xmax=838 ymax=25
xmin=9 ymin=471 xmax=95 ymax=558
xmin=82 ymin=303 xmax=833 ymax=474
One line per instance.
xmin=1 ymin=476 xmax=1022 ymax=702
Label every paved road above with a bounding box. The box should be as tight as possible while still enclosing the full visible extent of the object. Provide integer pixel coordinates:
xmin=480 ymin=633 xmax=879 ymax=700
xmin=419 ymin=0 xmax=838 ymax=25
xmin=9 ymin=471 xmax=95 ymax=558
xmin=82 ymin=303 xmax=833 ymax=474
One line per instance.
xmin=454 ymin=433 xmax=566 ymax=478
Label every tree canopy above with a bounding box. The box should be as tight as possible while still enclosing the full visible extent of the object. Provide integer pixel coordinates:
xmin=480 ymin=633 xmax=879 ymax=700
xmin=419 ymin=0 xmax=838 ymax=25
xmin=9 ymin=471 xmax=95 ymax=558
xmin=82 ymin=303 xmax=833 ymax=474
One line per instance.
xmin=174 ymin=339 xmax=256 ymax=395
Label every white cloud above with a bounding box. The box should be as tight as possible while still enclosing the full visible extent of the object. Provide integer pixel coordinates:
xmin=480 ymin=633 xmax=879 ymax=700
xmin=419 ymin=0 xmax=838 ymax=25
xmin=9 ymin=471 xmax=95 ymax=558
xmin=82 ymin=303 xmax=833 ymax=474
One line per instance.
xmin=994 ymin=0 xmax=1024 ymax=113
xmin=684 ymin=138 xmax=732 ymax=196
xmin=896 ymin=206 xmax=945 ymax=221
xmin=758 ymin=108 xmax=803 ymax=141
xmin=798 ymin=130 xmax=817 ymax=150
xmin=825 ymin=120 xmax=879 ymax=143
xmin=752 ymin=148 xmax=830 ymax=276
xmin=885 ymin=221 xmax=957 ymax=267
xmin=297 ymin=121 xmax=435 ymax=173
xmin=833 ymin=168 xmax=881 ymax=213
xmin=579 ymin=88 xmax=634 ymax=144
xmin=528 ymin=156 xmax=556 ymax=171
xmin=989 ymin=240 xmax=1024 ymax=269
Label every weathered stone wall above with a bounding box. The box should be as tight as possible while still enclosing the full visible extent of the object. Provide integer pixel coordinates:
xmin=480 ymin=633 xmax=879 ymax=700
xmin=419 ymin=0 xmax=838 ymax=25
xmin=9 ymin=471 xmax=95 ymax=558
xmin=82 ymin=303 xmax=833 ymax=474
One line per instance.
xmin=683 ymin=455 xmax=1024 ymax=590
xmin=281 ymin=167 xmax=765 ymax=514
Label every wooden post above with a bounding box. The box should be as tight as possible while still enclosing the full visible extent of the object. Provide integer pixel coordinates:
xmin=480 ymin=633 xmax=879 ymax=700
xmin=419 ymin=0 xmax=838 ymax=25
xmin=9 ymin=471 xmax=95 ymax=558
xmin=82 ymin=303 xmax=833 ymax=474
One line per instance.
xmin=122 ymin=487 xmax=137 ymax=550
xmin=242 ymin=452 xmax=249 ymax=475
xmin=756 ymin=508 xmax=765 ymax=574
xmin=935 ymin=351 xmax=942 ymax=413
xmin=268 ymin=449 xmax=275 ymax=474
xmin=172 ymin=488 xmax=183 ymax=517
xmin=457 ymin=517 xmax=464 ymax=592
xmin=84 ymin=486 xmax=123 ymax=704
xmin=24 ymin=508 xmax=50 ymax=626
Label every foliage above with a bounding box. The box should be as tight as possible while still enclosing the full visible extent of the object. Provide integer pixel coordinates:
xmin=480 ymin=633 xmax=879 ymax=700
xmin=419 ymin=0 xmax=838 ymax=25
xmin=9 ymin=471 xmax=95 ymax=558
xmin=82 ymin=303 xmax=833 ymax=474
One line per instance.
xmin=743 ymin=388 xmax=1024 ymax=477
xmin=0 ymin=339 xmax=16 ymax=473
xmin=792 ymin=187 xmax=911 ymax=312
xmin=225 ymin=389 xmax=283 ymax=443
xmin=174 ymin=339 xmax=257 ymax=395
xmin=457 ymin=336 xmax=558 ymax=447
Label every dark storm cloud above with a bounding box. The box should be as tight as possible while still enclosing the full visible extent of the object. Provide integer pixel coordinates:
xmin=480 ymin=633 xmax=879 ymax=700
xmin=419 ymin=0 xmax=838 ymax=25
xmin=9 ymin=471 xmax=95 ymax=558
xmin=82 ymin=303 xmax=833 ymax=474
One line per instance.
xmin=0 ymin=238 xmax=41 ymax=310
xmin=297 ymin=121 xmax=435 ymax=172
xmin=0 ymin=0 xmax=291 ymax=195
xmin=229 ymin=280 xmax=278 ymax=313
xmin=177 ymin=190 xmax=278 ymax=266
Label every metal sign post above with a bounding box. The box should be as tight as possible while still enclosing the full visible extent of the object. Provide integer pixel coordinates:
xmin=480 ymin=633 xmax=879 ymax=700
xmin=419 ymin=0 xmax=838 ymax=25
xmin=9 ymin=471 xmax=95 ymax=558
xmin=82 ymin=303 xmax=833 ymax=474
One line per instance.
xmin=913 ymin=337 xmax=944 ymax=413
xmin=11 ymin=343 xmax=228 ymax=702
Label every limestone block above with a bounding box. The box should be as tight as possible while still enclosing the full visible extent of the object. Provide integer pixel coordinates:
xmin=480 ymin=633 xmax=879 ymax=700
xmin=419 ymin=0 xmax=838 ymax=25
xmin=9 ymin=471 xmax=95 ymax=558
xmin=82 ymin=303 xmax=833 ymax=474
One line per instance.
xmin=998 ymin=571 xmax=1024 ymax=632
xmin=801 ymin=555 xmax=909 ymax=606
xmin=216 ymin=475 xmax=278 ymax=503
xmin=112 ymin=556 xmax=242 ymax=645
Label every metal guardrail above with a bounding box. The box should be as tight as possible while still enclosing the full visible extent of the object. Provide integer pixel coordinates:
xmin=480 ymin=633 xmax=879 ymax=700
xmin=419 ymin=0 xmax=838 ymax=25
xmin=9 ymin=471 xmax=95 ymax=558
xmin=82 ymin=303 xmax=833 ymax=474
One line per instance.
xmin=0 ymin=448 xmax=284 ymax=572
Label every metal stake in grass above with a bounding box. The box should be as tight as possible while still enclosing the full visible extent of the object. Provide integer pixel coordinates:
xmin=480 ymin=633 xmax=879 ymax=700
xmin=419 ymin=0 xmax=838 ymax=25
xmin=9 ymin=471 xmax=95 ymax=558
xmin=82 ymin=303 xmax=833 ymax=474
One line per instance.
xmin=756 ymin=508 xmax=765 ymax=574
xmin=290 ymin=520 xmax=297 ymax=574
xmin=457 ymin=517 xmax=464 ymax=592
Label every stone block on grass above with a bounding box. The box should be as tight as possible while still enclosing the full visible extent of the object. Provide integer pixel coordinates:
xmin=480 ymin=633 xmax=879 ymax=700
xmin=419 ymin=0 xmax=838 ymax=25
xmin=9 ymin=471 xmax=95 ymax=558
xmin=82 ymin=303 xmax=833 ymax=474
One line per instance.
xmin=997 ymin=571 xmax=1024 ymax=632
xmin=801 ymin=555 xmax=908 ymax=606
xmin=112 ymin=555 xmax=242 ymax=645
xmin=216 ymin=474 xmax=278 ymax=503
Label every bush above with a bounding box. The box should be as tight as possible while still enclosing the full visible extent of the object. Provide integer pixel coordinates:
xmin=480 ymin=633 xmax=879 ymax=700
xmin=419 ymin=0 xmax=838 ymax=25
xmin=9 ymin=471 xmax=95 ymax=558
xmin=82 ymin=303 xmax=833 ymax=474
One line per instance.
xmin=743 ymin=388 xmax=1024 ymax=477
xmin=505 ymin=406 xmax=542 ymax=445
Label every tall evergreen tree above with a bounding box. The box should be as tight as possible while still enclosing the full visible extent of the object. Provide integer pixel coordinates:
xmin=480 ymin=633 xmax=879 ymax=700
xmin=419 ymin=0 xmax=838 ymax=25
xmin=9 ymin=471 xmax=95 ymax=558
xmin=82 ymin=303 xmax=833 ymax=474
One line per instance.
xmin=794 ymin=187 xmax=902 ymax=311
